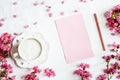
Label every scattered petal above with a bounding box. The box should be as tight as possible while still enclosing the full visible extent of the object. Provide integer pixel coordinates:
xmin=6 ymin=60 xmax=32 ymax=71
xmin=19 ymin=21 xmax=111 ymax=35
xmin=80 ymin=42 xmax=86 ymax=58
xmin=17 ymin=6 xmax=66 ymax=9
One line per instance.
xmin=0 ymin=18 xmax=5 ymax=22
xmin=80 ymin=0 xmax=87 ymax=3
xmin=73 ymin=10 xmax=79 ymax=12
xmin=48 ymin=13 xmax=53 ymax=17
xmin=0 ymin=22 xmax=3 ymax=27
xmin=24 ymin=25 xmax=29 ymax=29
xmin=13 ymin=15 xmax=17 ymax=18
xmin=44 ymin=68 xmax=56 ymax=77
xmin=46 ymin=8 xmax=51 ymax=12
xmin=61 ymin=1 xmax=64 ymax=4
xmin=111 ymin=32 xmax=115 ymax=36
xmin=33 ymin=2 xmax=39 ymax=6
xmin=13 ymin=32 xmax=19 ymax=36
xmin=24 ymin=66 xmax=41 ymax=80
xmin=60 ymin=12 xmax=64 ymax=16
xmin=12 ymin=1 xmax=18 ymax=5
xmin=33 ymin=22 xmax=38 ymax=25
xmin=40 ymin=1 xmax=45 ymax=5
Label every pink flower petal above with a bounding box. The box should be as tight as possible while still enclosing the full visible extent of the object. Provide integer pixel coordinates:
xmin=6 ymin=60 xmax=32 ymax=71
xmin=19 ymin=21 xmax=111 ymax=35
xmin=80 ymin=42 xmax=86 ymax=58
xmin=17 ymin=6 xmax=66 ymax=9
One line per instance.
xmin=0 ymin=56 xmax=4 ymax=61
xmin=61 ymin=1 xmax=64 ymax=4
xmin=13 ymin=32 xmax=19 ymax=36
xmin=44 ymin=68 xmax=56 ymax=77
xmin=60 ymin=12 xmax=64 ymax=16
xmin=33 ymin=22 xmax=38 ymax=25
xmin=40 ymin=1 xmax=45 ymax=5
xmin=46 ymin=8 xmax=51 ymax=12
xmin=80 ymin=0 xmax=87 ymax=3
xmin=24 ymin=25 xmax=29 ymax=29
xmin=111 ymin=32 xmax=115 ymax=36
xmin=0 ymin=22 xmax=3 ymax=27
xmin=0 ymin=18 xmax=5 ymax=22
xmin=33 ymin=2 xmax=39 ymax=6
xmin=13 ymin=15 xmax=17 ymax=18
xmin=12 ymin=2 xmax=18 ymax=5
xmin=48 ymin=13 xmax=53 ymax=17
xmin=73 ymin=10 xmax=79 ymax=12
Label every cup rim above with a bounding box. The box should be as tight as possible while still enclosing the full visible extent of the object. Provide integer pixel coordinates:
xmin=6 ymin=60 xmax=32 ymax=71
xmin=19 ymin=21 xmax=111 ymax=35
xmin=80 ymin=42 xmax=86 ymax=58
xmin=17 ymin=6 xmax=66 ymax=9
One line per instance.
xmin=18 ymin=38 xmax=42 ymax=61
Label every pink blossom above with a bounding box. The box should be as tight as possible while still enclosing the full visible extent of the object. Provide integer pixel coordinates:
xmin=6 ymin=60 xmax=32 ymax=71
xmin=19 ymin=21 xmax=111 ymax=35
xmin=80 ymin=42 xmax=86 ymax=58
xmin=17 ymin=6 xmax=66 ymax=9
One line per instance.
xmin=74 ymin=69 xmax=92 ymax=80
xmin=102 ymin=55 xmax=113 ymax=62
xmin=97 ymin=74 xmax=107 ymax=80
xmin=25 ymin=66 xmax=56 ymax=80
xmin=107 ymin=18 xmax=115 ymax=27
xmin=48 ymin=13 xmax=53 ymax=17
xmin=105 ymin=4 xmax=120 ymax=34
xmin=74 ymin=69 xmax=83 ymax=75
xmin=1 ymin=63 xmax=13 ymax=71
xmin=0 ymin=33 xmax=13 ymax=44
xmin=74 ymin=63 xmax=92 ymax=80
xmin=24 ymin=66 xmax=41 ymax=80
xmin=115 ymin=54 xmax=120 ymax=60
xmin=0 ymin=22 xmax=3 ymax=27
xmin=24 ymin=72 xmax=39 ymax=80
xmin=117 ymin=71 xmax=120 ymax=79
xmin=6 ymin=76 xmax=16 ymax=80
xmin=0 ymin=56 xmax=4 ymax=61
xmin=115 ymin=4 xmax=120 ymax=10
xmin=98 ymin=43 xmax=120 ymax=80
xmin=0 ymin=58 xmax=15 ymax=80
xmin=44 ymin=68 xmax=56 ymax=77
xmin=25 ymin=74 xmax=32 ymax=80
xmin=0 ymin=33 xmax=13 ymax=58
xmin=111 ymin=42 xmax=119 ymax=49
xmin=104 ymin=11 xmax=112 ymax=18
xmin=111 ymin=62 xmax=120 ymax=69
xmin=113 ymin=23 xmax=118 ymax=27
xmin=104 ymin=68 xmax=116 ymax=74
xmin=11 ymin=76 xmax=16 ymax=80
xmin=117 ymin=16 xmax=120 ymax=24
xmin=0 ymin=44 xmax=11 ymax=51
xmin=33 ymin=66 xmax=41 ymax=73
xmin=79 ymin=63 xmax=90 ymax=69
xmin=3 ymin=59 xmax=7 ymax=63
xmin=114 ymin=27 xmax=120 ymax=33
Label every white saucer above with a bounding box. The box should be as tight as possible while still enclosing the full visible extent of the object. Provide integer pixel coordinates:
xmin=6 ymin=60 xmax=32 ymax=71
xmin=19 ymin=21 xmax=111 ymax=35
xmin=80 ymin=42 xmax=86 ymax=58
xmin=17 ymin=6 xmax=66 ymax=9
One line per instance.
xmin=11 ymin=32 xmax=49 ymax=68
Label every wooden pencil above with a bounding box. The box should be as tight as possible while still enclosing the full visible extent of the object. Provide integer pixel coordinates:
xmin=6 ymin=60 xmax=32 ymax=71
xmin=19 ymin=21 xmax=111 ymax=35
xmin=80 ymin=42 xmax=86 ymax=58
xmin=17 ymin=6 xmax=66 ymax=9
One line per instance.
xmin=94 ymin=13 xmax=106 ymax=51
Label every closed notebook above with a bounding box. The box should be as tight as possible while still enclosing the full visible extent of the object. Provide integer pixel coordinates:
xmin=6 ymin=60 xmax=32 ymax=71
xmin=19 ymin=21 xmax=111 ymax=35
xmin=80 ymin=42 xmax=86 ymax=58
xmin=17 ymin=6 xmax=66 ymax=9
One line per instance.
xmin=55 ymin=14 xmax=94 ymax=63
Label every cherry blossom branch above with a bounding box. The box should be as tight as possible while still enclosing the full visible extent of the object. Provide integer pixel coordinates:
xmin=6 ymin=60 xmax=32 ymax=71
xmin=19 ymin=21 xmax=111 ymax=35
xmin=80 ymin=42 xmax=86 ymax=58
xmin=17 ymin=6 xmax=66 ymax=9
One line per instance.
xmin=74 ymin=63 xmax=92 ymax=80
xmin=97 ymin=42 xmax=120 ymax=80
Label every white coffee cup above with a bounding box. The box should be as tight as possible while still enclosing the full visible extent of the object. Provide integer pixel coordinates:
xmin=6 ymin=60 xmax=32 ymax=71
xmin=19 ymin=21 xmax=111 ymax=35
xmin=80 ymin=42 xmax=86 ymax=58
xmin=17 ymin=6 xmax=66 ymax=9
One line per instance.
xmin=13 ymin=38 xmax=42 ymax=61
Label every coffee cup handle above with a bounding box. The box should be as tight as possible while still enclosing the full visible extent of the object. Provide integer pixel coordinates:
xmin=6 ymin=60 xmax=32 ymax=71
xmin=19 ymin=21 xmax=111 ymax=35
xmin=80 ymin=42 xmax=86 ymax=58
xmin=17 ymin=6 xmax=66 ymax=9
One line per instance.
xmin=12 ymin=52 xmax=19 ymax=58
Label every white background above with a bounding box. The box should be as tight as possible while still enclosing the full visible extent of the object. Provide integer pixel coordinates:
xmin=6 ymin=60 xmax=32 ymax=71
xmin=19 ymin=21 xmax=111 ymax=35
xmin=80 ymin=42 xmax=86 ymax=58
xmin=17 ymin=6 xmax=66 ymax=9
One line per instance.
xmin=0 ymin=0 xmax=120 ymax=80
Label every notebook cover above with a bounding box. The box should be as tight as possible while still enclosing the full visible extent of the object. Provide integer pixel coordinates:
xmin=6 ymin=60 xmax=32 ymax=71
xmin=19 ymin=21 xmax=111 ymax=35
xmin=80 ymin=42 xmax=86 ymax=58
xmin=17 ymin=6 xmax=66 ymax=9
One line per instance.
xmin=55 ymin=14 xmax=94 ymax=63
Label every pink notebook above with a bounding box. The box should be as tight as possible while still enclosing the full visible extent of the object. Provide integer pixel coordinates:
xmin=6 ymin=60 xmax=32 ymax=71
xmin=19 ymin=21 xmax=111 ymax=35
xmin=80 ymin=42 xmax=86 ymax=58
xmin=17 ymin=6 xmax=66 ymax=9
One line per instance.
xmin=55 ymin=14 xmax=94 ymax=63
